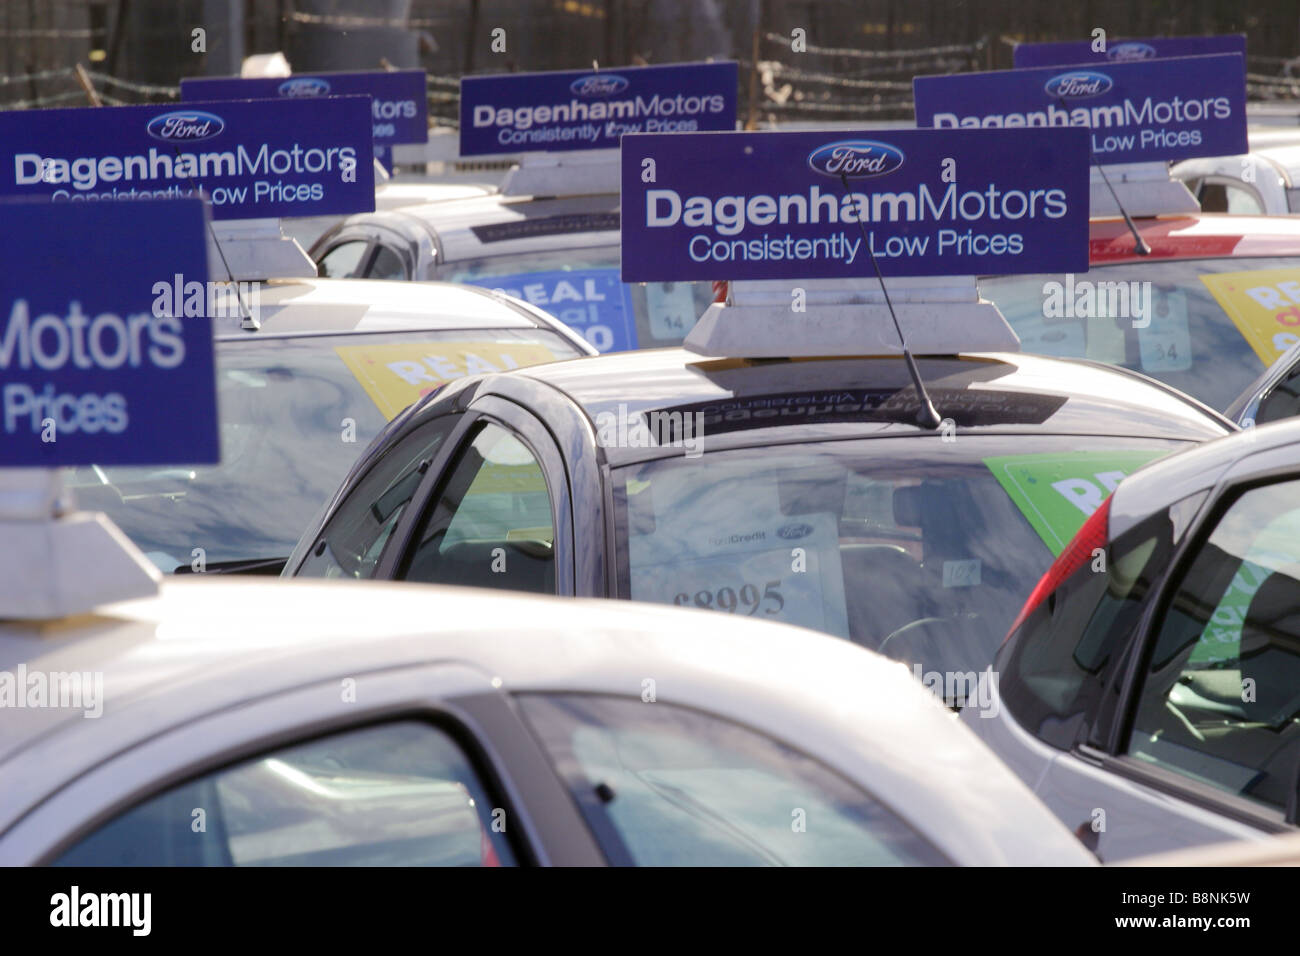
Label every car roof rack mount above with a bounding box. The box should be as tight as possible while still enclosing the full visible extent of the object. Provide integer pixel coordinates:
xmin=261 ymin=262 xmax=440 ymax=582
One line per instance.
xmin=684 ymin=277 xmax=1022 ymax=359
xmin=0 ymin=469 xmax=160 ymax=620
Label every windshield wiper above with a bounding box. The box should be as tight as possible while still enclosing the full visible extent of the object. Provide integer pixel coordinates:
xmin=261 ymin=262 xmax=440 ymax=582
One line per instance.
xmin=173 ymin=556 xmax=287 ymax=576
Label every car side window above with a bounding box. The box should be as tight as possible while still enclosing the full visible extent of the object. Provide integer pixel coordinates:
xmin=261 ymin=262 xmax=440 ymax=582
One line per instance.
xmin=1197 ymin=181 xmax=1264 ymax=216
xmin=296 ymin=417 xmax=457 ymax=579
xmin=1255 ymin=359 xmax=1300 ymax=426
xmin=316 ymin=240 xmax=369 ymax=278
xmin=519 ymin=694 xmax=949 ymax=866
xmin=400 ymin=422 xmax=556 ymax=594
xmin=366 ymin=244 xmax=408 ymax=281
xmin=52 ymin=720 xmax=516 ymax=866
xmin=1127 ymin=479 xmax=1300 ymax=813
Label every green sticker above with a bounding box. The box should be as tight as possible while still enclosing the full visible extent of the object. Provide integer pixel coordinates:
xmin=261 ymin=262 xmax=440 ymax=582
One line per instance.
xmin=983 ymin=450 xmax=1166 ymax=556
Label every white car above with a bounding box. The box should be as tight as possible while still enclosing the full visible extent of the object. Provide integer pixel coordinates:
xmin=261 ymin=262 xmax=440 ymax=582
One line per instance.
xmin=0 ymin=576 xmax=1095 ymax=867
xmin=1171 ymin=140 xmax=1300 ymax=214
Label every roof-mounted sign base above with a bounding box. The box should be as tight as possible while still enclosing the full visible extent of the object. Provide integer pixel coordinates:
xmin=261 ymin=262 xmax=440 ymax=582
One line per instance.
xmin=208 ymin=219 xmax=317 ymax=282
xmin=684 ymin=278 xmax=1021 ymax=358
xmin=1090 ymin=162 xmax=1199 ymax=218
xmin=0 ymin=471 xmax=159 ymax=620
xmin=499 ymin=149 xmax=619 ymax=198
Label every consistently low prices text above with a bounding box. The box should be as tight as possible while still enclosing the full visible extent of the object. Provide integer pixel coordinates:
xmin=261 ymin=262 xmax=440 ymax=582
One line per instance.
xmin=620 ymin=127 xmax=1090 ymax=282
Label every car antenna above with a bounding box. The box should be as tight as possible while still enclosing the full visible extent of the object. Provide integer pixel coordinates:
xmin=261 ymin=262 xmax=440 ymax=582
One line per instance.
xmin=839 ymin=171 xmax=942 ymax=430
xmin=170 ymin=144 xmax=261 ymax=330
xmin=1055 ymin=96 xmax=1151 ymax=256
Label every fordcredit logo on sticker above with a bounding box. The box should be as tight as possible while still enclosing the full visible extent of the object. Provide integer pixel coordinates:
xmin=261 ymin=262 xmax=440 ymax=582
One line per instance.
xmin=806 ymin=140 xmax=905 ymax=179
xmin=1043 ymin=70 xmax=1114 ymax=99
xmin=277 ymin=77 xmax=331 ymax=97
xmin=777 ymin=522 xmax=814 ymax=540
xmin=1107 ymin=42 xmax=1157 ymax=61
xmin=146 ymin=110 xmax=225 ymax=142
xmin=569 ymin=73 xmax=630 ymax=97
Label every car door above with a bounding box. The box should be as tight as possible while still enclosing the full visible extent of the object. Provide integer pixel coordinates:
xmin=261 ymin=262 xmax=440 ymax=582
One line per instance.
xmin=2 ymin=663 xmax=603 ymax=866
xmin=1038 ymin=471 xmax=1300 ymax=860
xmin=378 ymin=397 xmax=577 ymax=596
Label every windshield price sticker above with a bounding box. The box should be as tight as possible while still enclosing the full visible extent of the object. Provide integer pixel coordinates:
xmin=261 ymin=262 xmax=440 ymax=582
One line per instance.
xmin=914 ymin=54 xmax=1247 ymax=166
xmin=0 ymin=198 xmax=217 ymax=467
xmin=1136 ymin=286 xmax=1192 ymax=373
xmin=1199 ymin=268 xmax=1300 ymax=365
xmin=0 ymin=97 xmax=375 ymax=219
xmin=1013 ymin=34 xmax=1246 ymax=69
xmin=983 ymin=450 xmax=1167 ymax=556
xmin=182 ymin=70 xmax=429 ymax=145
xmin=460 ymin=61 xmax=737 ymax=156
xmin=620 ymin=127 xmax=1089 ymax=283
xmin=464 ymin=268 xmax=637 ymax=352
xmin=335 ymin=341 xmax=564 ymax=419
xmin=628 ymin=507 xmax=850 ymax=638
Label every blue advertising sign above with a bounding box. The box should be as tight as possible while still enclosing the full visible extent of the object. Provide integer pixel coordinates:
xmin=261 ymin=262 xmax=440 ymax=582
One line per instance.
xmin=181 ymin=70 xmax=429 ymax=145
xmin=619 ymin=128 xmax=1090 ymax=282
xmin=914 ymin=54 xmax=1248 ymax=165
xmin=0 ymin=199 xmax=218 ymax=466
xmin=0 ymin=98 xmax=375 ymax=220
xmin=1014 ymin=34 xmax=1245 ymax=69
xmin=460 ymin=61 xmax=738 ymax=156
xmin=464 ymin=268 xmax=637 ymax=351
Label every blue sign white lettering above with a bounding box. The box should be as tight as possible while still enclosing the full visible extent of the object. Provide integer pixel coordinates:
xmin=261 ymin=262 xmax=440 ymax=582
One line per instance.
xmin=182 ymin=70 xmax=428 ymax=145
xmin=620 ymin=127 xmax=1089 ymax=282
xmin=0 ymin=199 xmax=217 ymax=466
xmin=460 ymin=61 xmax=738 ymax=156
xmin=914 ymin=54 xmax=1247 ymax=165
xmin=0 ymin=97 xmax=375 ymax=219
xmin=1014 ymin=33 xmax=1245 ymax=68
xmin=464 ymin=268 xmax=637 ymax=352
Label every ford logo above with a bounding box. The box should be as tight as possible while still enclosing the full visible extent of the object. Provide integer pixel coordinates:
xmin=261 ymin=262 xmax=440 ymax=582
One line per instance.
xmin=777 ymin=523 xmax=813 ymax=540
xmin=807 ymin=140 xmax=904 ymax=179
xmin=569 ymin=73 xmax=629 ymax=97
xmin=1107 ymin=42 xmax=1157 ymax=61
xmin=146 ymin=110 xmax=225 ymax=142
xmin=277 ymin=77 xmax=331 ymax=97
xmin=1044 ymin=70 xmax=1113 ymax=99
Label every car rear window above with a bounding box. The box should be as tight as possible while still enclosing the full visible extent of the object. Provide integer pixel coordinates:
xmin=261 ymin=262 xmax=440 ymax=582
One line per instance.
xmin=981 ymin=256 xmax=1300 ymax=412
xmin=62 ymin=328 xmax=582 ymax=570
xmin=612 ymin=434 xmax=1185 ymax=701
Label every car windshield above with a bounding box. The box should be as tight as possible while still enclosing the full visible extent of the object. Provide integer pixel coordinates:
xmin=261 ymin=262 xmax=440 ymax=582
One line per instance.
xmin=63 ymin=328 xmax=582 ymax=571
xmin=612 ymin=435 xmax=1185 ymax=695
xmin=980 ymin=256 xmax=1300 ymax=412
xmin=440 ymin=247 xmax=713 ymax=352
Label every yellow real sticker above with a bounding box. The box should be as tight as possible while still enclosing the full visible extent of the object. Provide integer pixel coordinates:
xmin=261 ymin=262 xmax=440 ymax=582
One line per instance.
xmin=335 ymin=341 xmax=562 ymax=419
xmin=1200 ymin=270 xmax=1300 ymax=365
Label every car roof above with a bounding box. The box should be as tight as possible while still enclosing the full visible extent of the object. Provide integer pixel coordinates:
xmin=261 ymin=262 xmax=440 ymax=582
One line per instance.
xmin=212 ymin=276 xmax=572 ymax=339
xmin=0 ymin=577 xmax=1091 ymax=865
xmin=374 ymin=181 xmax=496 ymax=211
xmin=347 ymin=192 xmax=621 ymax=267
xmin=1089 ymin=213 xmax=1300 ymax=265
xmin=510 ymin=347 xmax=1232 ymax=461
xmin=1110 ymin=416 xmax=1300 ymax=538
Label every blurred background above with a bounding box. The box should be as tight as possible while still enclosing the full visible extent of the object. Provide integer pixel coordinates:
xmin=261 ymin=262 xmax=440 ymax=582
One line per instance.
xmin=1 ymin=0 xmax=1297 ymax=125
